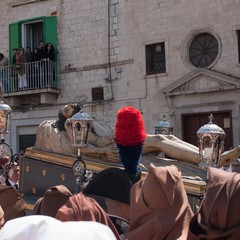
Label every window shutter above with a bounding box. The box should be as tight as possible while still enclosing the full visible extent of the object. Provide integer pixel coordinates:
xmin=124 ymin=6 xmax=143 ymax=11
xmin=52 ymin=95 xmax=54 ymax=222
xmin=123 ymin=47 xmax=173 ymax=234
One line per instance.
xmin=9 ymin=22 xmax=21 ymax=63
xmin=44 ymin=16 xmax=57 ymax=60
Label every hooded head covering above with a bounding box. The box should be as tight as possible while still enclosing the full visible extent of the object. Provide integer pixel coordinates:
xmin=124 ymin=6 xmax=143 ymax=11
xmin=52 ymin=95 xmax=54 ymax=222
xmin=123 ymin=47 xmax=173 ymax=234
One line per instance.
xmin=114 ymin=106 xmax=146 ymax=174
xmin=0 ymin=215 xmax=117 ymax=240
xmin=127 ymin=164 xmax=193 ymax=240
xmin=33 ymin=185 xmax=72 ymax=217
xmin=56 ymin=192 xmax=121 ymax=240
xmin=188 ymin=167 xmax=240 ymax=240
xmin=0 ymin=186 xmax=26 ymax=222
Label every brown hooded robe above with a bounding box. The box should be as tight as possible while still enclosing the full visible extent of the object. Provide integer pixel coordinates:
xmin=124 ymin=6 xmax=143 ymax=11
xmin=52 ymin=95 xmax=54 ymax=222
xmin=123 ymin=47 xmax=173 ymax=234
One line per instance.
xmin=188 ymin=167 xmax=240 ymax=240
xmin=126 ymin=164 xmax=193 ymax=240
xmin=56 ymin=192 xmax=121 ymax=240
xmin=0 ymin=186 xmax=26 ymax=222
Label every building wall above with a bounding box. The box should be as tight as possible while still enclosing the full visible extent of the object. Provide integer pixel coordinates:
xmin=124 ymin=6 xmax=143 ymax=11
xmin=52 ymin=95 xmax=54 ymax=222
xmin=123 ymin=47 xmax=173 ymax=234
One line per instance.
xmin=1 ymin=0 xmax=240 ymax=151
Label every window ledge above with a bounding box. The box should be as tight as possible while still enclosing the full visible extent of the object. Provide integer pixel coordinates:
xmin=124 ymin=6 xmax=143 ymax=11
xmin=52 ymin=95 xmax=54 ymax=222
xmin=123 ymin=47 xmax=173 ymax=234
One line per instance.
xmin=145 ymin=72 xmax=168 ymax=79
xmin=10 ymin=0 xmax=46 ymax=7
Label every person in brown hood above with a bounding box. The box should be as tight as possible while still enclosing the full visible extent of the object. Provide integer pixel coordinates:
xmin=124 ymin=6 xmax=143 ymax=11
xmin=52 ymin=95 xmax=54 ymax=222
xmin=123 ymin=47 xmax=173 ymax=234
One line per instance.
xmin=187 ymin=167 xmax=240 ymax=240
xmin=56 ymin=192 xmax=121 ymax=240
xmin=0 ymin=205 xmax=4 ymax=229
xmin=126 ymin=164 xmax=193 ymax=240
xmin=33 ymin=185 xmax=72 ymax=218
xmin=0 ymin=186 xmax=26 ymax=222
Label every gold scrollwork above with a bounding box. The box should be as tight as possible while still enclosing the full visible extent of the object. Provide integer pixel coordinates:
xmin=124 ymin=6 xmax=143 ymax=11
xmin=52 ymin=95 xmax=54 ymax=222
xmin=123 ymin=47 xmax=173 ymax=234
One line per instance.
xmin=60 ymin=174 xmax=66 ymax=181
xmin=42 ymin=169 xmax=47 ymax=176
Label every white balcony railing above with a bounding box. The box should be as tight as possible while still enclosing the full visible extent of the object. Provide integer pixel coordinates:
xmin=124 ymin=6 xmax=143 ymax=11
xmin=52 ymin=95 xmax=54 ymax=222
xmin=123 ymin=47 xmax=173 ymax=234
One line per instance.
xmin=0 ymin=60 xmax=59 ymax=93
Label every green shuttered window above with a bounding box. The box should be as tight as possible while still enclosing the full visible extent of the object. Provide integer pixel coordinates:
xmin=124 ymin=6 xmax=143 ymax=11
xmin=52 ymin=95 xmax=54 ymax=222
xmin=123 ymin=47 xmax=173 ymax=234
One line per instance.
xmin=9 ymin=16 xmax=57 ymax=62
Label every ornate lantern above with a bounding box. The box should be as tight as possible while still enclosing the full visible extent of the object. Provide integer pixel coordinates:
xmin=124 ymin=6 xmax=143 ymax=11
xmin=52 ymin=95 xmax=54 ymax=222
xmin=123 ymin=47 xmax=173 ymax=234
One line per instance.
xmin=0 ymin=101 xmax=21 ymax=185
xmin=70 ymin=110 xmax=93 ymax=192
xmin=155 ymin=115 xmax=173 ymax=135
xmin=69 ymin=111 xmax=93 ymax=150
xmin=0 ymin=101 xmax=12 ymax=137
xmin=197 ymin=114 xmax=225 ymax=169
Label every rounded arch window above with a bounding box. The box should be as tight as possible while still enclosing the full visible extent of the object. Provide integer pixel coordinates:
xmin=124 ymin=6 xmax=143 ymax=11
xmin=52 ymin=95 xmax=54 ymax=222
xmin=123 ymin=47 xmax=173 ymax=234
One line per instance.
xmin=189 ymin=33 xmax=219 ymax=68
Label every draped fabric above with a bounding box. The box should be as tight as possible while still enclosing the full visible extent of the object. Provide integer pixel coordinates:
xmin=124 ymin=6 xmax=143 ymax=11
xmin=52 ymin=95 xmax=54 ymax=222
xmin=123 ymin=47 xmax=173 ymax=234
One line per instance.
xmin=56 ymin=192 xmax=121 ymax=240
xmin=0 ymin=215 xmax=117 ymax=240
xmin=187 ymin=167 xmax=240 ymax=240
xmin=126 ymin=164 xmax=193 ymax=240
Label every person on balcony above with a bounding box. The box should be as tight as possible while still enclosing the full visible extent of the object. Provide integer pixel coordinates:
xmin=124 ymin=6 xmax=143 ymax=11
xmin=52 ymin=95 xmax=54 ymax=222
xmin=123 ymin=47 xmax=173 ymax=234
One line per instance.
xmin=44 ymin=43 xmax=55 ymax=87
xmin=31 ymin=48 xmax=41 ymax=88
xmin=11 ymin=48 xmax=18 ymax=65
xmin=25 ymin=47 xmax=34 ymax=63
xmin=0 ymin=53 xmax=8 ymax=66
xmin=0 ymin=53 xmax=9 ymax=92
xmin=33 ymin=48 xmax=40 ymax=62
xmin=38 ymin=41 xmax=46 ymax=88
xmin=15 ymin=48 xmax=27 ymax=90
xmin=38 ymin=41 xmax=46 ymax=61
xmin=44 ymin=43 xmax=55 ymax=61
xmin=25 ymin=47 xmax=34 ymax=88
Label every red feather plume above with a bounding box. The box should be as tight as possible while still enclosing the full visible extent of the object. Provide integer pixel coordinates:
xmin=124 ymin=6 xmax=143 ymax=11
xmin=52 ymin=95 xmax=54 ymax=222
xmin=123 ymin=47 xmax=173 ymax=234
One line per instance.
xmin=114 ymin=106 xmax=146 ymax=146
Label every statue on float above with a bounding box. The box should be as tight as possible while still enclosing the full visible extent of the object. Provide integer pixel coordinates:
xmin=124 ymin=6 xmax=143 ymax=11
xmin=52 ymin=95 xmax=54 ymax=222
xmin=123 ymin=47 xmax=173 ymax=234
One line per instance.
xmin=33 ymin=103 xmax=240 ymax=167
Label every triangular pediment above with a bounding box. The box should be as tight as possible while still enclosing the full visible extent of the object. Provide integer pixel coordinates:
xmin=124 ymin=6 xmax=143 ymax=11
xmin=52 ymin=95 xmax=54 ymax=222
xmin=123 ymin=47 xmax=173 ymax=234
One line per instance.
xmin=161 ymin=69 xmax=240 ymax=96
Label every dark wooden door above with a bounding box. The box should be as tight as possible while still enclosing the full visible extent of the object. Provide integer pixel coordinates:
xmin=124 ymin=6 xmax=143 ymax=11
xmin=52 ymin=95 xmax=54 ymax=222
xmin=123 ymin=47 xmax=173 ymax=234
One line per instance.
xmin=182 ymin=111 xmax=233 ymax=151
xmin=19 ymin=134 xmax=36 ymax=154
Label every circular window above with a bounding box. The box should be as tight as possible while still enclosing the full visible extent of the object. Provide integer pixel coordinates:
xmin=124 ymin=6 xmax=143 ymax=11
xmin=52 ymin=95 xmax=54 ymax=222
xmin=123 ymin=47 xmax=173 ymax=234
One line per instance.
xmin=189 ymin=33 xmax=219 ymax=68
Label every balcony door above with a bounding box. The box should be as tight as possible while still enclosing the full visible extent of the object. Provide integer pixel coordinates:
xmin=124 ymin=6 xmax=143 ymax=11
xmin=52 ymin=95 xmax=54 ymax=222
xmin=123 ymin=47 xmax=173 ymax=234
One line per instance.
xmin=22 ymin=21 xmax=43 ymax=50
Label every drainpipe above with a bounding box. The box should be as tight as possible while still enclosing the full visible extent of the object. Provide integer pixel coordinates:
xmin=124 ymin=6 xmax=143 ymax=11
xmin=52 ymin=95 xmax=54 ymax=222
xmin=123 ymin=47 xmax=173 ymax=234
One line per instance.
xmin=107 ymin=0 xmax=114 ymax=101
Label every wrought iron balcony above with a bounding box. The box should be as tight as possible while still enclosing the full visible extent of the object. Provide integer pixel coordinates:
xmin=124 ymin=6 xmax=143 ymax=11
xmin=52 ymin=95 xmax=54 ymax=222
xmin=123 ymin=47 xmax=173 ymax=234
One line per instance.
xmin=0 ymin=60 xmax=59 ymax=93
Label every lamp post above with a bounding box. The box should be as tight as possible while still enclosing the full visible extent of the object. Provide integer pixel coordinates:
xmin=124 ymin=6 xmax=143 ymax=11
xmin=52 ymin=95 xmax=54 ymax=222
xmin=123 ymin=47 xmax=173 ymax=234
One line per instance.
xmin=0 ymin=101 xmax=15 ymax=161
xmin=0 ymin=100 xmax=22 ymax=187
xmin=155 ymin=115 xmax=173 ymax=158
xmin=69 ymin=110 xmax=93 ymax=192
xmin=197 ymin=114 xmax=226 ymax=169
xmin=0 ymin=101 xmax=12 ymax=135
xmin=155 ymin=115 xmax=173 ymax=135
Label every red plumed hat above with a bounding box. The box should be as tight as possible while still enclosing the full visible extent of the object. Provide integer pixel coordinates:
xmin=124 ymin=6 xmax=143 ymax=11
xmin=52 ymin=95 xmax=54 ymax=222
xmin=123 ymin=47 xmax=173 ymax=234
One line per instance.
xmin=114 ymin=106 xmax=146 ymax=146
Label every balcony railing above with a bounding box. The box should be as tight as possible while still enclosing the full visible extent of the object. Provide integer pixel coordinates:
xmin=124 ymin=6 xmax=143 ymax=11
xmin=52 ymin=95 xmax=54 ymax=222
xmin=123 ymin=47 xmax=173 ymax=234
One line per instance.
xmin=0 ymin=60 xmax=59 ymax=93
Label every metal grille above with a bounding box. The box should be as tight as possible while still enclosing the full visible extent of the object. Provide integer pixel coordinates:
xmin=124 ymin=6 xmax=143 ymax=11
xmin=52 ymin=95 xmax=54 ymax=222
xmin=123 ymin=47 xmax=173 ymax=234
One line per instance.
xmin=146 ymin=42 xmax=166 ymax=75
xmin=237 ymin=30 xmax=240 ymax=63
xmin=0 ymin=60 xmax=58 ymax=92
xmin=189 ymin=33 xmax=218 ymax=68
xmin=92 ymin=87 xmax=104 ymax=101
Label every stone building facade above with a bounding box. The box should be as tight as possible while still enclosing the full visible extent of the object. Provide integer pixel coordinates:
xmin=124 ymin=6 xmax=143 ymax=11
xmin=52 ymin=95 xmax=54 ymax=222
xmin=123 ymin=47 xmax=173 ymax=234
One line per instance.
xmin=0 ymin=0 xmax=240 ymax=153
